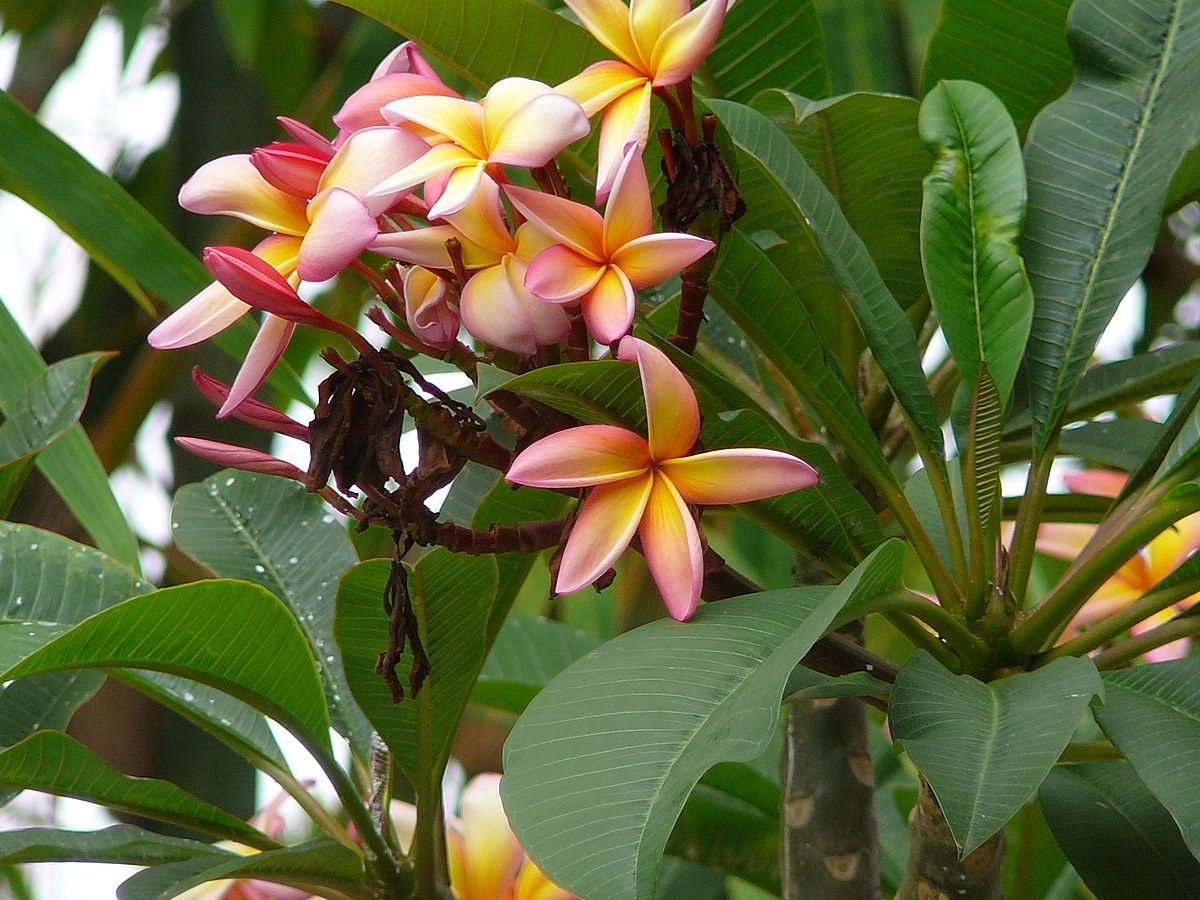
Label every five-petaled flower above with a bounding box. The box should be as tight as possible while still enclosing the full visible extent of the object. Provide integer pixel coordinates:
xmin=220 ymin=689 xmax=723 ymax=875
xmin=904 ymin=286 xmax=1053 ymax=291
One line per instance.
xmin=505 ymin=337 xmax=819 ymax=620
xmin=1036 ymin=469 xmax=1200 ymax=661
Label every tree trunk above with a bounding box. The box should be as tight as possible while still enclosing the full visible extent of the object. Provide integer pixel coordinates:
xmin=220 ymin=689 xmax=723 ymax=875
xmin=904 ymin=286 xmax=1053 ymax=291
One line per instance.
xmin=779 ymin=693 xmax=881 ymax=899
xmin=896 ymin=777 xmax=1005 ymax=899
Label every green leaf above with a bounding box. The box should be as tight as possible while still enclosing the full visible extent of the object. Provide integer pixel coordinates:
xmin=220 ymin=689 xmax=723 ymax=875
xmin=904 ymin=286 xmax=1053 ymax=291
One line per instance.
xmin=1049 ymin=418 xmax=1164 ymax=471
xmin=1040 ymin=762 xmax=1200 ymax=898
xmin=888 ymin=652 xmax=1103 ymax=856
xmin=706 ymin=0 xmax=828 ymax=102
xmin=171 ymin=471 xmax=369 ymax=759
xmin=750 ymin=90 xmax=929 ymax=312
xmin=0 ymin=581 xmax=332 ymax=755
xmin=1004 ymin=341 xmax=1200 ymax=439
xmin=0 ymin=352 xmax=110 ymax=468
xmin=1166 ymin=140 xmax=1200 ymax=212
xmin=1094 ymin=659 xmax=1200 ymax=862
xmin=813 ymin=0 xmax=910 ymax=94
xmin=116 ymin=839 xmax=366 ymax=900
xmin=336 ymin=550 xmax=499 ymax=779
xmin=0 ymin=824 xmax=224 ymax=866
xmin=782 ymin=669 xmax=894 ymax=703
xmin=709 ymin=98 xmax=943 ymax=454
xmin=1021 ymin=0 xmax=1200 ymax=451
xmin=922 ymin=0 xmax=1073 ymax=135
xmin=1158 ymin=384 xmax=1200 ymax=479
xmin=0 ymin=731 xmax=270 ymax=846
xmin=472 ymin=612 xmax=602 ymax=715
xmin=919 ymin=81 xmax=1033 ymax=404
xmin=502 ymin=546 xmax=897 ymax=900
xmin=334 ymin=0 xmax=600 ymax=89
xmin=0 ymin=302 xmax=138 ymax=569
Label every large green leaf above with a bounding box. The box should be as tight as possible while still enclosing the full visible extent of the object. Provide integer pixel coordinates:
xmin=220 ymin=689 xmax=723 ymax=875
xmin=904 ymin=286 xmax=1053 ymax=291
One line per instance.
xmin=919 ymin=81 xmax=1033 ymax=404
xmin=502 ymin=545 xmax=900 ymax=900
xmin=0 ymin=731 xmax=270 ymax=846
xmin=0 ymin=581 xmax=332 ymax=755
xmin=1021 ymin=0 xmax=1200 ymax=451
xmin=709 ymin=98 xmax=943 ymax=454
xmin=334 ymin=0 xmax=600 ymax=89
xmin=171 ymin=471 xmax=369 ymax=759
xmin=706 ymin=0 xmax=828 ymax=102
xmin=750 ymin=90 xmax=928 ymax=311
xmin=1040 ymin=762 xmax=1200 ymax=897
xmin=116 ymin=839 xmax=366 ymax=900
xmin=888 ymin=651 xmax=1103 ymax=856
xmin=0 ymin=302 xmax=138 ymax=569
xmin=1094 ymin=659 xmax=1200 ymax=862
xmin=0 ymin=825 xmax=224 ymax=866
xmin=0 ymin=352 xmax=110 ymax=468
xmin=922 ymin=0 xmax=1073 ymax=135
xmin=814 ymin=0 xmax=910 ymax=94
xmin=335 ymin=550 xmax=499 ymax=779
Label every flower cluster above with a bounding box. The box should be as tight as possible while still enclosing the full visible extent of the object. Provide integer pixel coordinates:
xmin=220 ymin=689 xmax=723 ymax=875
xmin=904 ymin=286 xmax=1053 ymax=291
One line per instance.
xmin=155 ymin=0 xmax=821 ymax=620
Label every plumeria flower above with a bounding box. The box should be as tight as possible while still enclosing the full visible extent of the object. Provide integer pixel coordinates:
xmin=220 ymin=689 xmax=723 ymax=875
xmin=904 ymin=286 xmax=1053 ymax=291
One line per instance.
xmin=391 ymin=774 xmax=575 ymax=900
xmin=333 ymin=42 xmax=461 ymax=140
xmin=557 ymin=0 xmax=729 ymax=199
xmin=506 ymin=337 xmax=818 ymax=620
xmin=372 ymin=178 xmax=570 ymax=353
xmin=400 ymin=265 xmax=461 ymax=350
xmin=368 ymin=77 xmax=590 ymax=219
xmin=506 ymin=143 xmax=713 ymax=344
xmin=1036 ymin=469 xmax=1200 ymax=660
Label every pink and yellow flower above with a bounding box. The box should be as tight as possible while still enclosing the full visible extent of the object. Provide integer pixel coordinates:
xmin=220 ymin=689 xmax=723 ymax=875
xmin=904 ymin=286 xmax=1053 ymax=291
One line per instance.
xmin=506 ymin=337 xmax=818 ymax=620
xmin=506 ymin=143 xmax=713 ymax=345
xmin=391 ymin=774 xmax=575 ymax=900
xmin=369 ymin=77 xmax=590 ymax=219
xmin=1036 ymin=469 xmax=1200 ymax=660
xmin=556 ymin=0 xmax=729 ymax=199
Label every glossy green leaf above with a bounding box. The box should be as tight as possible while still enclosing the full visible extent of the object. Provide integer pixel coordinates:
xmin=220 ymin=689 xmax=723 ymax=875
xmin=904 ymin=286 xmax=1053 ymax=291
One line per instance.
xmin=0 ymin=731 xmax=271 ymax=846
xmin=0 ymin=824 xmax=223 ymax=866
xmin=171 ymin=471 xmax=369 ymax=759
xmin=1166 ymin=140 xmax=1200 ymax=212
xmin=472 ymin=612 xmax=602 ymax=715
xmin=1050 ymin=418 xmax=1163 ymax=471
xmin=665 ymin=787 xmax=779 ymax=894
xmin=889 ymin=651 xmax=1103 ymax=856
xmin=334 ymin=0 xmax=600 ymax=89
xmin=0 ymin=352 xmax=110 ymax=468
xmin=1040 ymin=762 xmax=1200 ymax=897
xmin=0 ymin=302 xmax=138 ymax=569
xmin=922 ymin=0 xmax=1072 ymax=135
xmin=116 ymin=839 xmax=366 ymax=900
xmin=502 ymin=545 xmax=898 ymax=900
xmin=750 ymin=90 xmax=929 ymax=312
xmin=709 ymin=98 xmax=943 ymax=454
xmin=1158 ymin=386 xmax=1200 ymax=479
xmin=336 ymin=550 xmax=499 ymax=779
xmin=920 ymin=81 xmax=1033 ymax=404
xmin=1094 ymin=659 xmax=1200 ymax=862
xmin=1021 ymin=0 xmax=1200 ymax=451
xmin=706 ymin=0 xmax=828 ymax=102
xmin=782 ymin=669 xmax=894 ymax=704
xmin=0 ymin=580 xmax=332 ymax=755
xmin=1004 ymin=341 xmax=1200 ymax=439
xmin=814 ymin=0 xmax=910 ymax=94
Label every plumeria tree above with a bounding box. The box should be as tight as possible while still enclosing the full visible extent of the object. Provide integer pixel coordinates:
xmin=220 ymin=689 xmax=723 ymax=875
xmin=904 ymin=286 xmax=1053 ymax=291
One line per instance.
xmin=3 ymin=0 xmax=1200 ymax=898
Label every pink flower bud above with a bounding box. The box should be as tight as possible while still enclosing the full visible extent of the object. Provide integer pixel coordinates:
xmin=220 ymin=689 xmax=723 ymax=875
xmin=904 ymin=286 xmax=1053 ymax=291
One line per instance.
xmin=175 ymin=437 xmax=308 ymax=482
xmin=250 ymin=143 xmax=331 ymax=200
xmin=203 ymin=247 xmax=335 ymax=330
xmin=191 ymin=368 xmax=310 ymax=441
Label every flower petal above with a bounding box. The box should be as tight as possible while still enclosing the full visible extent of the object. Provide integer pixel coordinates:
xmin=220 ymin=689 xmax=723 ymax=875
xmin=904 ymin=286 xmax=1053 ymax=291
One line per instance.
xmin=594 ymin=83 xmax=653 ymax=204
xmin=452 ymin=775 xmax=524 ymax=900
xmin=192 ymin=368 xmax=309 ymax=441
xmin=581 ymin=266 xmax=637 ymax=344
xmin=628 ymin=0 xmax=690 ymax=70
xmin=484 ymin=79 xmax=590 ymax=166
xmin=321 ymin=126 xmax=430 ymax=215
xmin=504 ymin=186 xmax=604 ymax=258
xmin=556 ymin=472 xmax=654 ymax=594
xmin=333 ymin=73 xmax=461 ymax=135
xmin=525 ymin=244 xmax=605 ymax=303
xmin=513 ymin=859 xmax=576 ymax=900
xmin=367 ymin=143 xmax=480 ymax=205
xmin=639 ymin=471 xmax=704 ymax=620
xmin=650 ymin=0 xmax=729 ymax=86
xmin=250 ymin=142 xmax=330 ymax=199
xmin=1062 ymin=469 xmax=1126 ymax=498
xmin=428 ymin=162 xmax=489 ymax=219
xmin=661 ymin=448 xmax=819 ymax=504
xmin=563 ymin=0 xmax=642 ymax=66
xmin=370 ymin=224 xmax=497 ymax=269
xmin=461 ymin=257 xmax=572 ymax=352
xmin=602 ymin=142 xmax=652 ymax=252
xmin=442 ymin=176 xmax=516 ymax=256
xmin=220 ymin=314 xmax=295 ymax=417
xmin=382 ymin=95 xmax=486 ymax=157
xmin=148 ymin=282 xmax=249 ymax=349
xmin=617 ymin=336 xmax=699 ymax=459
xmin=557 ymin=60 xmax=648 ymax=116
xmin=298 ymin=187 xmax=379 ymax=282
xmin=179 ymin=155 xmax=309 ymax=235
xmin=403 ymin=266 xmax=459 ymax=350
xmin=1147 ymin=509 xmax=1200 ymax=579
xmin=506 ymin=424 xmax=650 ymax=488
xmin=611 ymin=232 xmax=714 ymax=288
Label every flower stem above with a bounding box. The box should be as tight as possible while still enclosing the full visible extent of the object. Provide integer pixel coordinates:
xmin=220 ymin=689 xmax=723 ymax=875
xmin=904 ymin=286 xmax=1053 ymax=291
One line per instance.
xmin=1092 ymin=614 xmax=1200 ymax=669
